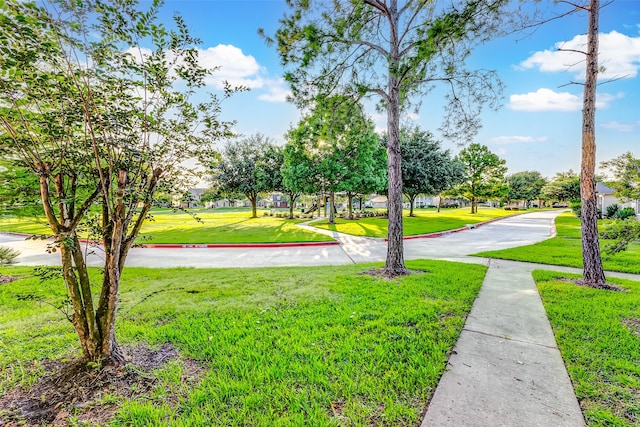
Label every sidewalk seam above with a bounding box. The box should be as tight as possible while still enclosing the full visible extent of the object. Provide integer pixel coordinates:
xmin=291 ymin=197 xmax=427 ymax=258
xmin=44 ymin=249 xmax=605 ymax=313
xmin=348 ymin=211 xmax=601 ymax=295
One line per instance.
xmin=462 ymin=327 xmax=559 ymax=350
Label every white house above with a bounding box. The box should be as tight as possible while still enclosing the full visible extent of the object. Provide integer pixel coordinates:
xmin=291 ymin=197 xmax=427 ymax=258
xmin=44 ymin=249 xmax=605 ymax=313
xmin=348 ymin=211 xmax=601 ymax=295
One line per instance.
xmin=596 ymin=182 xmax=639 ymax=216
xmin=370 ymin=195 xmax=388 ymax=209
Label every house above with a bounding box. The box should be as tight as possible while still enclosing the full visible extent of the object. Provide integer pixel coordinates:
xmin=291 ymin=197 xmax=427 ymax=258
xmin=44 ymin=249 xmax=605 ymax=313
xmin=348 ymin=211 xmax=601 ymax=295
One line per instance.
xmin=172 ymin=188 xmax=205 ymax=208
xmin=596 ymin=182 xmax=639 ymax=216
xmin=257 ymin=198 xmax=271 ymax=208
xmin=370 ymin=195 xmax=388 ymax=209
xmin=272 ymin=193 xmax=289 ymax=208
xmin=403 ymin=195 xmax=438 ymax=209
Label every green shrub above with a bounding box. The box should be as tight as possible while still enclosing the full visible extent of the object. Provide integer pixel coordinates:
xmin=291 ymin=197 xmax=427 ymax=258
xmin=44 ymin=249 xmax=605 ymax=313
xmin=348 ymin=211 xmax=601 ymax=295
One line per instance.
xmin=606 ymin=203 xmax=620 ymax=219
xmin=0 ymin=246 xmax=20 ymax=265
xmin=615 ymin=207 xmax=636 ymax=220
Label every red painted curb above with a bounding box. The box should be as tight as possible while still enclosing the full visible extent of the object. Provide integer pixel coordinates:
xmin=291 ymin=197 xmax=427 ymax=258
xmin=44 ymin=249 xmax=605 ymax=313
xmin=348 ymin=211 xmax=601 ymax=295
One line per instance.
xmin=142 ymin=241 xmax=340 ymax=248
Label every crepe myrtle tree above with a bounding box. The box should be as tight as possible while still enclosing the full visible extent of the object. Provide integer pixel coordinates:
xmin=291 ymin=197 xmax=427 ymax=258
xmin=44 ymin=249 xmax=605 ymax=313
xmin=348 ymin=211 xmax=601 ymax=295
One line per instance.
xmin=264 ymin=0 xmax=509 ymax=275
xmin=0 ymin=0 xmax=236 ymax=364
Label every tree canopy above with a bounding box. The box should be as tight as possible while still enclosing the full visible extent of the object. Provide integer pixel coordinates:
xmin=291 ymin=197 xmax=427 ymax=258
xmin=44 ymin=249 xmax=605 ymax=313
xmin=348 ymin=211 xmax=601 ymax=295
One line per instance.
xmin=601 ymin=152 xmax=640 ymax=202
xmin=283 ymin=96 xmax=382 ymax=223
xmin=397 ymin=128 xmax=464 ymax=216
xmin=267 ymin=0 xmax=509 ymax=274
xmin=541 ymin=170 xmax=581 ymax=203
xmin=506 ymin=171 xmax=547 ymax=206
xmin=453 ymin=143 xmax=507 ymax=214
xmin=210 ymin=134 xmax=281 ymax=218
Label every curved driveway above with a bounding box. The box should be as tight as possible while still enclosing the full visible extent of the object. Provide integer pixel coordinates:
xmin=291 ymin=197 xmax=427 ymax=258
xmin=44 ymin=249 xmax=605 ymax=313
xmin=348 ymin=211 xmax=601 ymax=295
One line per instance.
xmin=1 ymin=210 xmax=561 ymax=268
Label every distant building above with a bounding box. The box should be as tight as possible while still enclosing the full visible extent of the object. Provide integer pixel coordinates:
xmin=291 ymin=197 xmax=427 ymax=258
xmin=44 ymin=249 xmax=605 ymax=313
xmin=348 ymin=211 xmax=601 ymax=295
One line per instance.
xmin=370 ymin=195 xmax=388 ymax=209
xmin=597 ymin=182 xmax=639 ymax=216
xmin=172 ymin=188 xmax=205 ymax=208
xmin=272 ymin=193 xmax=289 ymax=208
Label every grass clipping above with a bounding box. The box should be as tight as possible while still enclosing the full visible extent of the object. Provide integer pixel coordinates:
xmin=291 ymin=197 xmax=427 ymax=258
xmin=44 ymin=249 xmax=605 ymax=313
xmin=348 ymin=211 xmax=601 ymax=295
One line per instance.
xmin=0 ymin=344 xmax=204 ymax=426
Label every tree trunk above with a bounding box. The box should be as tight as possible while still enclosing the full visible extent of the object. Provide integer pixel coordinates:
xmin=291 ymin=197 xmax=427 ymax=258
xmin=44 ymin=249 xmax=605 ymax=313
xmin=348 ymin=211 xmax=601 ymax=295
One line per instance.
xmin=248 ymin=192 xmax=258 ymax=218
xmin=347 ymin=192 xmax=353 ymax=219
xmin=383 ymin=0 xmax=407 ymax=275
xmin=408 ymin=194 xmax=416 ymax=217
xmin=580 ymin=0 xmax=606 ymax=287
xmin=328 ymin=191 xmax=335 ymax=224
xmin=437 ymin=195 xmax=442 ymax=213
xmin=288 ymin=191 xmax=297 ymax=219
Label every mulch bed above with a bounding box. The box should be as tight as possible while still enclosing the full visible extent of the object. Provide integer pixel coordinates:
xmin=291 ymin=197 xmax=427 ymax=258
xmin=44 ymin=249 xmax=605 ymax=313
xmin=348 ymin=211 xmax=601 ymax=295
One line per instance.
xmin=0 ymin=275 xmax=19 ymax=284
xmin=361 ymin=268 xmax=428 ymax=280
xmin=559 ymin=278 xmax=626 ymax=292
xmin=0 ymin=343 xmax=205 ymax=426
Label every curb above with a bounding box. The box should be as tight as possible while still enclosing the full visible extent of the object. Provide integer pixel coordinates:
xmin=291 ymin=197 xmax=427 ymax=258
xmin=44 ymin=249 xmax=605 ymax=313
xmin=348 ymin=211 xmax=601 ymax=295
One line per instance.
xmin=142 ymin=241 xmax=340 ymax=248
xmin=1 ymin=232 xmax=339 ymax=249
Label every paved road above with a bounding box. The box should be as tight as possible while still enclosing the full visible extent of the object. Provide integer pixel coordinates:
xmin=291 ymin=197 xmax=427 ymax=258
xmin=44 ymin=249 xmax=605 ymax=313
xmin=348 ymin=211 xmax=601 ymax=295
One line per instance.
xmin=1 ymin=210 xmax=561 ymax=268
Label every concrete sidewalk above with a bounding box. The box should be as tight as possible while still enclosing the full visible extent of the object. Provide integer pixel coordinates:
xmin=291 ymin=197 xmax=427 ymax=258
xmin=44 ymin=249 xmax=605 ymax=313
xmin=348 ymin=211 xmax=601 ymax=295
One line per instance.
xmin=421 ymin=258 xmax=585 ymax=427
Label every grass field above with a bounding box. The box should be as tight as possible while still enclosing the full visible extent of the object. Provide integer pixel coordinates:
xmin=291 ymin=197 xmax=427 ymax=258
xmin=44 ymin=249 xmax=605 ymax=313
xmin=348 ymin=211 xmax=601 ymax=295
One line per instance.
xmin=474 ymin=212 xmax=640 ymax=274
xmin=534 ymin=270 xmax=640 ymax=426
xmin=310 ymin=207 xmax=527 ymax=238
xmin=0 ymin=260 xmax=486 ymax=426
xmin=0 ymin=208 xmax=334 ymax=244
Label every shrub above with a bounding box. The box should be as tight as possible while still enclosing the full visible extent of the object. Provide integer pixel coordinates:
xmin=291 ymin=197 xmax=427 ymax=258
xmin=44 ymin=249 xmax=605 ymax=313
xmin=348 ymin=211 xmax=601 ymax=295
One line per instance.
xmin=606 ymin=203 xmax=620 ymax=219
xmin=0 ymin=246 xmax=20 ymax=265
xmin=615 ymin=207 xmax=636 ymax=220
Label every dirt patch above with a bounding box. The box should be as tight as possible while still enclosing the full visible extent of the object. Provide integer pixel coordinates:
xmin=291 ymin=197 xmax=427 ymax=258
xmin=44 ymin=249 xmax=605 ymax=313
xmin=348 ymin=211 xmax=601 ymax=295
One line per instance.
xmin=622 ymin=318 xmax=640 ymax=337
xmin=361 ymin=267 xmax=427 ymax=280
xmin=0 ymin=275 xmax=19 ymax=284
xmin=559 ymin=278 xmax=626 ymax=292
xmin=0 ymin=343 xmax=205 ymax=426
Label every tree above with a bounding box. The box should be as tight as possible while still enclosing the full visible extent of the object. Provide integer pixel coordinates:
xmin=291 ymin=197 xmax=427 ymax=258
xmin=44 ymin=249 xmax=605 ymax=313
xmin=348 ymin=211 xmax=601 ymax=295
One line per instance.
xmin=454 ymin=143 xmax=507 ymax=213
xmin=579 ymin=0 xmax=606 ymax=286
xmin=541 ymin=170 xmax=581 ymax=204
xmin=283 ymin=96 xmax=379 ymax=224
xmin=507 ymin=171 xmax=547 ymax=207
xmin=600 ymin=152 xmax=640 ymax=255
xmin=211 ymin=134 xmax=280 ymax=218
xmin=340 ymin=140 xmax=387 ymax=220
xmin=0 ymin=0 xmax=234 ymax=364
xmin=266 ymin=0 xmax=508 ymax=275
xmin=601 ymin=152 xmax=640 ymax=201
xmin=396 ymin=128 xmax=464 ymax=217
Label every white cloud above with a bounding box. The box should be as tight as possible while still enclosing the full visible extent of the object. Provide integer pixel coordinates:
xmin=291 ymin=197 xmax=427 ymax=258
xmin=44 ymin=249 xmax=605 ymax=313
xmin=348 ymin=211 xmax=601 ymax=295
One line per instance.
xmin=257 ymin=78 xmax=291 ymax=103
xmin=489 ymin=135 xmax=548 ymax=144
xmin=602 ymin=121 xmax=640 ymax=132
xmin=507 ymin=88 xmax=621 ymax=112
xmin=508 ymin=88 xmax=581 ymax=111
xmin=197 ymin=45 xmax=264 ymax=89
xmin=518 ymin=31 xmax=640 ymax=80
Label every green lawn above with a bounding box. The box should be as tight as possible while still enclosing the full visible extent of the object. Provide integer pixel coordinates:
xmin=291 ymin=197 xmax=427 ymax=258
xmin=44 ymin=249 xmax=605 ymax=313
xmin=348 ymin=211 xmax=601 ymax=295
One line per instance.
xmin=0 ymin=208 xmax=333 ymax=244
xmin=534 ymin=270 xmax=640 ymax=426
xmin=0 ymin=260 xmax=486 ymax=426
xmin=310 ymin=207 xmax=528 ymax=238
xmin=473 ymin=212 xmax=640 ymax=274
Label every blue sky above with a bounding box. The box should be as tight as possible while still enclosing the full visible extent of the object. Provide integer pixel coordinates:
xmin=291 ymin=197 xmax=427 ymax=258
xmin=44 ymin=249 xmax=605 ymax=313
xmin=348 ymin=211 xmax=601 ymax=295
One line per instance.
xmin=155 ymin=0 xmax=640 ymax=179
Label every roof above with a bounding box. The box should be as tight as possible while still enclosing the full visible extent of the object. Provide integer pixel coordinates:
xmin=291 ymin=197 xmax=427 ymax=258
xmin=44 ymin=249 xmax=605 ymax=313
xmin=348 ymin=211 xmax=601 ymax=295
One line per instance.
xmin=371 ymin=196 xmax=388 ymax=203
xmin=596 ymin=182 xmax=616 ymax=195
